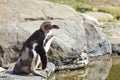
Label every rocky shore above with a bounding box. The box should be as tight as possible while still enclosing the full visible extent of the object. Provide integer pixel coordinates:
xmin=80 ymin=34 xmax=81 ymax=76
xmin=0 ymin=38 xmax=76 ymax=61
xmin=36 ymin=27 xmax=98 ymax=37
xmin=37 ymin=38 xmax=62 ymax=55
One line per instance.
xmin=1 ymin=0 xmax=119 ymax=79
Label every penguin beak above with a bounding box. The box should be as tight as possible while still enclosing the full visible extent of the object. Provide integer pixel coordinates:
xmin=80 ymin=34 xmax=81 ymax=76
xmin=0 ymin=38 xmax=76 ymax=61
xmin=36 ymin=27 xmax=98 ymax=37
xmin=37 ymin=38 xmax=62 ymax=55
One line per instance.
xmin=52 ymin=25 xmax=60 ymax=29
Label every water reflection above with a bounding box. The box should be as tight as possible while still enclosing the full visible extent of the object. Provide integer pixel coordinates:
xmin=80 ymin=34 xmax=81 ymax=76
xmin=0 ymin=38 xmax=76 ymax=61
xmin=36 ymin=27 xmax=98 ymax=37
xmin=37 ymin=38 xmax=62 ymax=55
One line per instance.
xmin=88 ymin=56 xmax=112 ymax=80
xmin=49 ymin=56 xmax=112 ymax=80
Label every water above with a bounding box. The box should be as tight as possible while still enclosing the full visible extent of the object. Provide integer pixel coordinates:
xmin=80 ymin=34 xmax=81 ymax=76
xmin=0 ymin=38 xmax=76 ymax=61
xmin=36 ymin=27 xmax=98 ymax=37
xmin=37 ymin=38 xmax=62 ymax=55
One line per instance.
xmin=106 ymin=56 xmax=120 ymax=80
xmin=49 ymin=55 xmax=120 ymax=80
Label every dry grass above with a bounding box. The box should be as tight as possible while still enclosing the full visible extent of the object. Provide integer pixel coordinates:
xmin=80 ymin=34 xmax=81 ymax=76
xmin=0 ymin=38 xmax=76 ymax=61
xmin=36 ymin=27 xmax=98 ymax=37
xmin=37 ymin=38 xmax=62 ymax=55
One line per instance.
xmin=98 ymin=6 xmax=120 ymax=15
xmin=50 ymin=0 xmax=120 ymax=15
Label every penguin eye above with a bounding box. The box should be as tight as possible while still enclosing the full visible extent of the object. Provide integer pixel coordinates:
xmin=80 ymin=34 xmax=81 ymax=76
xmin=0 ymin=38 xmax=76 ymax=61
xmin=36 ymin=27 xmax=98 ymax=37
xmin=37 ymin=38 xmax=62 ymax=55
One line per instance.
xmin=44 ymin=24 xmax=52 ymax=30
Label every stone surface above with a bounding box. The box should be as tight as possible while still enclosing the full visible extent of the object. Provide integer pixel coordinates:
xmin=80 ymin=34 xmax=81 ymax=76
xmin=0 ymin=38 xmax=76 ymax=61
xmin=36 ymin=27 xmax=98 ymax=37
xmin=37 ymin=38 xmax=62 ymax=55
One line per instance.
xmin=49 ymin=68 xmax=89 ymax=80
xmin=55 ymin=52 xmax=89 ymax=71
xmin=112 ymin=43 xmax=120 ymax=55
xmin=84 ymin=20 xmax=112 ymax=57
xmin=0 ymin=72 xmax=46 ymax=80
xmin=99 ymin=22 xmax=120 ymax=55
xmin=0 ymin=0 xmax=111 ymax=67
xmin=0 ymin=62 xmax=55 ymax=80
xmin=84 ymin=12 xmax=114 ymax=20
xmin=0 ymin=67 xmax=6 ymax=72
xmin=0 ymin=24 xmax=30 ymax=66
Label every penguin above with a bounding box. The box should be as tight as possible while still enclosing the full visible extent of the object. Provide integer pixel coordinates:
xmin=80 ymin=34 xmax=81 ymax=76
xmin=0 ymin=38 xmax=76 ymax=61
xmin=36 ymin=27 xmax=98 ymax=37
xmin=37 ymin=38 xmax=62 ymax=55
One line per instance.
xmin=13 ymin=21 xmax=59 ymax=74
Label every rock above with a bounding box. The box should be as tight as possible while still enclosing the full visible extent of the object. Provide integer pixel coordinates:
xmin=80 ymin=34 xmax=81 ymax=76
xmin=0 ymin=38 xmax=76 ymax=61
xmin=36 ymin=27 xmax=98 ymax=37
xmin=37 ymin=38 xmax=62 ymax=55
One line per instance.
xmin=84 ymin=12 xmax=114 ymax=20
xmin=0 ymin=67 xmax=6 ymax=73
xmin=81 ymin=14 xmax=99 ymax=24
xmin=0 ymin=0 xmax=111 ymax=67
xmin=0 ymin=0 xmax=83 ymax=21
xmin=56 ymin=63 xmax=85 ymax=71
xmin=75 ymin=52 xmax=89 ymax=65
xmin=0 ymin=24 xmax=30 ymax=66
xmin=46 ymin=62 xmax=56 ymax=76
xmin=2 ymin=62 xmax=16 ymax=69
xmin=31 ymin=62 xmax=55 ymax=79
xmin=112 ymin=43 xmax=120 ymax=55
xmin=0 ymin=72 xmax=46 ymax=80
xmin=0 ymin=62 xmax=55 ymax=80
xmin=49 ymin=68 xmax=89 ymax=80
xmin=56 ymin=52 xmax=89 ymax=71
xmin=116 ymin=15 xmax=120 ymax=20
xmin=99 ymin=22 xmax=120 ymax=55
xmin=84 ymin=20 xmax=112 ymax=57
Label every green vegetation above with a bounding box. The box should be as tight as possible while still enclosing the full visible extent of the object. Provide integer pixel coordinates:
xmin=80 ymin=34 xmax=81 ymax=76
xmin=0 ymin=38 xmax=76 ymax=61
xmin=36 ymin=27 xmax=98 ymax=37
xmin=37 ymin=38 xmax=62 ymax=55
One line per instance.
xmin=50 ymin=0 xmax=120 ymax=22
xmin=102 ymin=30 xmax=112 ymax=38
xmin=50 ymin=0 xmax=120 ymax=13
xmin=50 ymin=0 xmax=93 ymax=13
xmin=98 ymin=18 xmax=118 ymax=22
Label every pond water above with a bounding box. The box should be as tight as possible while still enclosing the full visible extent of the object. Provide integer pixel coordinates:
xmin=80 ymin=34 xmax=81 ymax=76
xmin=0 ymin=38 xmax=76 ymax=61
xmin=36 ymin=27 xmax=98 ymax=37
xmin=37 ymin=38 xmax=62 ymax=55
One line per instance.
xmin=49 ymin=55 xmax=120 ymax=80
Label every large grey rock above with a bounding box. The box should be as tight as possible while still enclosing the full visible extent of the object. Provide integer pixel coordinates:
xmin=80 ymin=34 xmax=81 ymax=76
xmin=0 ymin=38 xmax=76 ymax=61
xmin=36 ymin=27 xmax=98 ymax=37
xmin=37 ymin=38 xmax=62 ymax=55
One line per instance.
xmin=0 ymin=0 xmax=111 ymax=67
xmin=84 ymin=20 xmax=111 ymax=57
xmin=0 ymin=23 xmax=30 ymax=66
xmin=0 ymin=0 xmax=83 ymax=21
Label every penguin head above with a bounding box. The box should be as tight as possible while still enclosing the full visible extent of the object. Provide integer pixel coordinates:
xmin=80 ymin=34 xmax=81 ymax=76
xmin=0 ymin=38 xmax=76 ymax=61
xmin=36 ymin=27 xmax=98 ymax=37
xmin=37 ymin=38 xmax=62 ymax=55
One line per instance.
xmin=40 ymin=21 xmax=59 ymax=33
